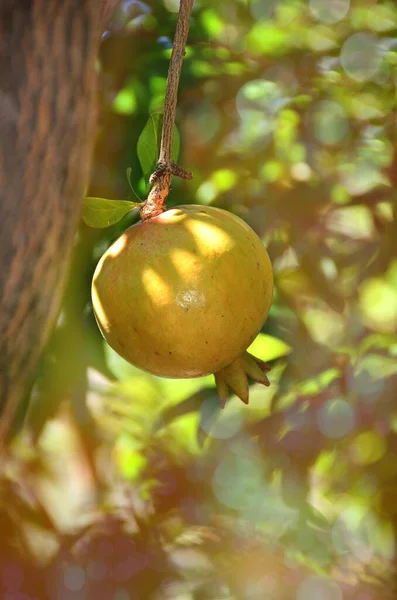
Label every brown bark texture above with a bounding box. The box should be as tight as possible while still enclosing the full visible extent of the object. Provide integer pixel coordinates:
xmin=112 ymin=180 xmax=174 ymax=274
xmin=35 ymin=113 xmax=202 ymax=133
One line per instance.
xmin=0 ymin=0 xmax=119 ymax=446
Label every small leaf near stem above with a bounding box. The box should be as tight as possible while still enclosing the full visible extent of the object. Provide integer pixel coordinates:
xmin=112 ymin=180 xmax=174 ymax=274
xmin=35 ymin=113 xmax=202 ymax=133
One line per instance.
xmin=137 ymin=113 xmax=181 ymax=182
xmin=140 ymin=0 xmax=194 ymax=221
xmin=82 ymin=197 xmax=142 ymax=228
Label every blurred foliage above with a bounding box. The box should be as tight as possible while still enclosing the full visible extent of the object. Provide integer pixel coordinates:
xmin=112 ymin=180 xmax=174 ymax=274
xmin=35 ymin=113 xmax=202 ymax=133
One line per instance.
xmin=3 ymin=0 xmax=397 ymax=598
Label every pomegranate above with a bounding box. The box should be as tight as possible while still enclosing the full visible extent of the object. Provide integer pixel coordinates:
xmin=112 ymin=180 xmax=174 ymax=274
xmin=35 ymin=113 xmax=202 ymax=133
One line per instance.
xmin=92 ymin=205 xmax=273 ymax=406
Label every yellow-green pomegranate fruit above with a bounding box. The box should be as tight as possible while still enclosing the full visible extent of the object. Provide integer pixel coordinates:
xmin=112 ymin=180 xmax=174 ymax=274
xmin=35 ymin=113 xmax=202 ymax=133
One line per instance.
xmin=92 ymin=205 xmax=273 ymax=406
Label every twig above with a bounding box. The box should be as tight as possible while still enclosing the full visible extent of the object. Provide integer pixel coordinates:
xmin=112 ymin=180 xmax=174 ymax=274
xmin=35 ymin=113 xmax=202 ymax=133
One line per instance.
xmin=140 ymin=0 xmax=194 ymax=221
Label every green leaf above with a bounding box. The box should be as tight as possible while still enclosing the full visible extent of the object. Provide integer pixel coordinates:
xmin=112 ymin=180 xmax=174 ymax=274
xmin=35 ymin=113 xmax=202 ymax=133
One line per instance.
xmin=82 ymin=197 xmax=141 ymax=228
xmin=137 ymin=112 xmax=180 ymax=180
xmin=248 ymin=333 xmax=292 ymax=362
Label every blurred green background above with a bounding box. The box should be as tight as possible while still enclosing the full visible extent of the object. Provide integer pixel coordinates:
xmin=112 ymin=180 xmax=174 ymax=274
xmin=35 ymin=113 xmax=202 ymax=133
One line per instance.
xmin=4 ymin=1 xmax=397 ymax=598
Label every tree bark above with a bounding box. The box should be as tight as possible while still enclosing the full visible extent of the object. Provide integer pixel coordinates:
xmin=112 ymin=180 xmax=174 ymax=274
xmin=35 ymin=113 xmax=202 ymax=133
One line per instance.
xmin=0 ymin=0 xmax=119 ymax=447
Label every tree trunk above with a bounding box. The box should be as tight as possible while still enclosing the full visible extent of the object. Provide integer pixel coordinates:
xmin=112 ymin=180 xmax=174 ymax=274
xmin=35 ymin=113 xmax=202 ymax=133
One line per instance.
xmin=0 ymin=0 xmax=118 ymax=446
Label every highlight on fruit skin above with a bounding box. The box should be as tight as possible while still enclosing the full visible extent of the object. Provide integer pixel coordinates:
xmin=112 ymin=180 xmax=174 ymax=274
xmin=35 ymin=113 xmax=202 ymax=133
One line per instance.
xmin=92 ymin=204 xmax=274 ymax=407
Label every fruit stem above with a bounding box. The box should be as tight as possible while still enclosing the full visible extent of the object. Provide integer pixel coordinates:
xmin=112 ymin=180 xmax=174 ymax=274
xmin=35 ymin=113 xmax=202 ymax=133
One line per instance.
xmin=140 ymin=0 xmax=194 ymax=221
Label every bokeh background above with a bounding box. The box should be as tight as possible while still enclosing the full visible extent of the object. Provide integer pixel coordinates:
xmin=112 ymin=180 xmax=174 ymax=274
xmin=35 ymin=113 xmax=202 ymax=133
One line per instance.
xmin=3 ymin=1 xmax=397 ymax=598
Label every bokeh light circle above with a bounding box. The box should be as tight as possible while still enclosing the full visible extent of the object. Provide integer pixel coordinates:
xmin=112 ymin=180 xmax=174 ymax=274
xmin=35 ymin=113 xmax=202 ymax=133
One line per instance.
xmin=340 ymin=33 xmax=382 ymax=82
xmin=212 ymin=453 xmax=264 ymax=510
xmin=163 ymin=0 xmax=180 ymax=13
xmin=63 ymin=566 xmax=85 ymax=592
xmin=199 ymin=396 xmax=242 ymax=439
xmin=310 ymin=0 xmax=350 ymax=24
xmin=236 ymin=79 xmax=285 ymax=116
xmin=235 ymin=79 xmax=288 ymax=149
xmin=297 ymin=575 xmax=343 ymax=600
xmin=185 ymin=101 xmax=221 ymax=145
xmin=359 ymin=277 xmax=397 ymax=333
xmin=317 ymin=399 xmax=355 ymax=439
xmin=250 ymin=0 xmax=278 ymax=20
xmin=312 ymin=100 xmax=350 ymax=146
